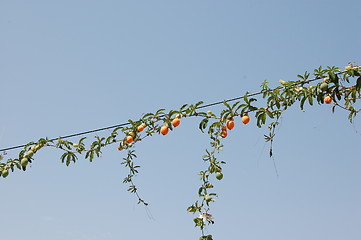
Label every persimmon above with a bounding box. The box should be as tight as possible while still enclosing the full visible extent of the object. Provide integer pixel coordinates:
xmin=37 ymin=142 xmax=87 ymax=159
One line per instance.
xmin=324 ymin=95 xmax=332 ymax=104
xmin=172 ymin=117 xmax=180 ymax=127
xmin=241 ymin=114 xmax=250 ymax=124
xmin=160 ymin=125 xmax=169 ymax=135
xmin=137 ymin=124 xmax=145 ymax=132
xmin=117 ymin=145 xmax=123 ymax=151
xmin=126 ymin=135 xmax=133 ymax=143
xmin=226 ymin=119 xmax=234 ymax=130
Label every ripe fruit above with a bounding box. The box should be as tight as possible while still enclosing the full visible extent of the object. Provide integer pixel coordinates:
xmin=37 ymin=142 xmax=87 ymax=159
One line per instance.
xmin=128 ymin=132 xmax=135 ymax=138
xmin=324 ymin=95 xmax=332 ymax=104
xmin=172 ymin=117 xmax=180 ymax=127
xmin=320 ymin=82 xmax=328 ymax=92
xmin=226 ymin=119 xmax=234 ymax=130
xmin=160 ymin=125 xmax=169 ymax=135
xmin=216 ymin=172 xmax=223 ymax=180
xmin=1 ymin=169 xmax=9 ymax=178
xmin=345 ymin=66 xmax=352 ymax=71
xmin=220 ymin=127 xmax=228 ymax=138
xmin=117 ymin=145 xmax=123 ymax=151
xmin=137 ymin=124 xmax=145 ymax=132
xmin=126 ymin=135 xmax=133 ymax=143
xmin=241 ymin=114 xmax=250 ymax=124
xmin=21 ymin=158 xmax=29 ymax=167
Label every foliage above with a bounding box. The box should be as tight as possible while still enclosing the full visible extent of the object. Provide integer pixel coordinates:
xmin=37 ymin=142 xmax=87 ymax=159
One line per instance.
xmin=1 ymin=63 xmax=360 ymax=239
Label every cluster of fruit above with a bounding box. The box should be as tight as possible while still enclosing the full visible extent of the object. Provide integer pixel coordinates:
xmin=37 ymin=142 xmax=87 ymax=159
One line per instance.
xmin=220 ymin=114 xmax=250 ymax=138
xmin=118 ymin=114 xmax=182 ymax=151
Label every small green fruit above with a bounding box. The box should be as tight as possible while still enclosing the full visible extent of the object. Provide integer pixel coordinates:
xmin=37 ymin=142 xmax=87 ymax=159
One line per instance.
xmin=21 ymin=158 xmax=29 ymax=167
xmin=2 ymin=170 xmax=9 ymax=178
xmin=25 ymin=150 xmax=34 ymax=158
xmin=320 ymin=82 xmax=328 ymax=92
xmin=215 ymin=172 xmax=223 ymax=180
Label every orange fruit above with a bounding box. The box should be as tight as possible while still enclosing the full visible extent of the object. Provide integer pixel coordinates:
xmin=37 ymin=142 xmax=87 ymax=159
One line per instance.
xmin=220 ymin=128 xmax=228 ymax=138
xmin=324 ymin=95 xmax=332 ymax=104
xmin=172 ymin=118 xmax=180 ymax=127
xmin=126 ymin=135 xmax=133 ymax=143
xmin=137 ymin=124 xmax=145 ymax=132
xmin=160 ymin=125 xmax=169 ymax=135
xmin=117 ymin=145 xmax=123 ymax=151
xmin=241 ymin=114 xmax=250 ymax=124
xmin=226 ymin=119 xmax=234 ymax=130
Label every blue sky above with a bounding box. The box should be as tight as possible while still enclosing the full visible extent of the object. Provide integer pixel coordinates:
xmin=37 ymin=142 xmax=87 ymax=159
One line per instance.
xmin=1 ymin=1 xmax=360 ymax=239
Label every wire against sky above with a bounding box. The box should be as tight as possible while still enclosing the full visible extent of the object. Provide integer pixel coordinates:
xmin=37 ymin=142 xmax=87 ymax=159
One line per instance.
xmin=0 ymin=75 xmax=325 ymax=152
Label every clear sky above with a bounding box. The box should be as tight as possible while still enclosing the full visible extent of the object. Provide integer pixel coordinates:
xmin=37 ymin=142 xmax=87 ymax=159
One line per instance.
xmin=1 ymin=1 xmax=360 ymax=239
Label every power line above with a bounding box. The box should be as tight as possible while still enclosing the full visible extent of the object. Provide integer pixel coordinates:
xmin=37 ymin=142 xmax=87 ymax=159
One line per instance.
xmin=0 ymin=76 xmax=324 ymax=153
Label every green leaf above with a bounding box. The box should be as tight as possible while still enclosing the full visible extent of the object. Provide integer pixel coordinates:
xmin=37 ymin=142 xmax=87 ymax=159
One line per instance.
xmin=142 ymin=113 xmax=154 ymax=119
xmin=329 ymin=72 xmax=339 ymax=86
xmin=300 ymin=96 xmax=307 ymax=110
xmin=262 ymin=112 xmax=266 ymax=125
xmin=266 ymin=110 xmax=274 ymax=118
xmin=179 ymin=104 xmax=188 ymax=112
xmin=352 ymin=89 xmax=356 ymax=100
xmin=194 ymin=217 xmax=203 ymax=226
xmin=195 ymin=101 xmax=204 ymax=108
xmin=243 ymin=93 xmax=249 ymax=104
xmin=256 ymin=113 xmax=265 ymax=128
xmin=356 ymin=76 xmax=361 ymax=91
xmin=66 ymin=154 xmax=71 ymax=166
xmin=223 ymin=100 xmax=231 ymax=110
xmin=199 ymin=118 xmax=209 ymax=133
xmin=187 ymin=206 xmax=195 ymax=213
xmin=334 ymin=87 xmax=341 ymax=101
xmin=307 ymin=94 xmax=313 ymax=105
xmin=155 ymin=109 xmax=166 ymax=115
